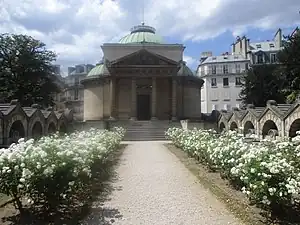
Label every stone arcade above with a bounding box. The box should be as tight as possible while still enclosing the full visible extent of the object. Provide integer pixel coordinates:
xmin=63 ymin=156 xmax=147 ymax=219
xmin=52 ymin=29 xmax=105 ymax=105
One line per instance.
xmin=0 ymin=100 xmax=73 ymax=147
xmin=218 ymin=100 xmax=300 ymax=139
xmin=81 ymin=24 xmax=203 ymax=126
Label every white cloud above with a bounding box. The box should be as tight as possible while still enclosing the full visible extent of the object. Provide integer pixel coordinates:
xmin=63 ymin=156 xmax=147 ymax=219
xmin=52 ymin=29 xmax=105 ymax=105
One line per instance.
xmin=183 ymin=55 xmax=197 ymax=69
xmin=1 ymin=0 xmax=299 ymax=72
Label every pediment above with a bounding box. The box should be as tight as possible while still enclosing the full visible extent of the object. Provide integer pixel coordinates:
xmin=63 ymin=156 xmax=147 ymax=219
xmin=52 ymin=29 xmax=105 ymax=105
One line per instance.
xmin=108 ymin=50 xmax=178 ymax=67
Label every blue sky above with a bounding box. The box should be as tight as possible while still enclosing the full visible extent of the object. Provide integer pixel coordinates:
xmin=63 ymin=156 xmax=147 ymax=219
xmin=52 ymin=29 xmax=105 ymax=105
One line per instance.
xmin=170 ymin=27 xmax=299 ymax=70
xmin=1 ymin=0 xmax=300 ymax=74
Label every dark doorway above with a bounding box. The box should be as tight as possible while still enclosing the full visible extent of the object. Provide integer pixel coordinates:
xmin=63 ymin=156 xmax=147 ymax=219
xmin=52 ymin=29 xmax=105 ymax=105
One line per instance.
xmin=137 ymin=94 xmax=151 ymax=120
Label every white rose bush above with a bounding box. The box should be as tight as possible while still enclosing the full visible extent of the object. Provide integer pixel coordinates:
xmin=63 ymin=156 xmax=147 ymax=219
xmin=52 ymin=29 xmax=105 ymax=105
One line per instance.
xmin=0 ymin=127 xmax=125 ymax=215
xmin=166 ymin=127 xmax=300 ymax=212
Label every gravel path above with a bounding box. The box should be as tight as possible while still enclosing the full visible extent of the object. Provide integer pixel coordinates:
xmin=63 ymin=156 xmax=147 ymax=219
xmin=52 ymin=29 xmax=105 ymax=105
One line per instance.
xmin=82 ymin=141 xmax=243 ymax=225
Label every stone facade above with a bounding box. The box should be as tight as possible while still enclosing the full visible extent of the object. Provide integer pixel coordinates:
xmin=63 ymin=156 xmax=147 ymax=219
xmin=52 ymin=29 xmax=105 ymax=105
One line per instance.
xmin=217 ymin=100 xmax=300 ymax=139
xmin=197 ymin=53 xmax=249 ymax=113
xmin=0 ymin=100 xmax=73 ymax=147
xmin=53 ymin=64 xmax=95 ymax=121
xmin=82 ymin=29 xmax=204 ymax=122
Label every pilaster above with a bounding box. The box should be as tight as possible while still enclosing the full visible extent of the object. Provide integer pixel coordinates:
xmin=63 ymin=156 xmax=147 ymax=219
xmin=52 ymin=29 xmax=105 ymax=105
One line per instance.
xmin=151 ymin=77 xmax=157 ymax=120
xmin=171 ymin=78 xmax=177 ymax=121
xmin=130 ymin=78 xmax=137 ymax=120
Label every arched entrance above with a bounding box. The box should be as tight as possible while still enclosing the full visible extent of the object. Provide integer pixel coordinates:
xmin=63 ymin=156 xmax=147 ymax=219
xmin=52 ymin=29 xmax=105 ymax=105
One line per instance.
xmin=288 ymin=119 xmax=300 ymax=138
xmin=32 ymin=121 xmax=43 ymax=139
xmin=230 ymin=121 xmax=238 ymax=131
xmin=59 ymin=123 xmax=67 ymax=133
xmin=219 ymin=122 xmax=225 ymax=132
xmin=243 ymin=121 xmax=255 ymax=137
xmin=48 ymin=122 xmax=56 ymax=134
xmin=9 ymin=120 xmax=25 ymax=144
xmin=262 ymin=120 xmax=278 ymax=138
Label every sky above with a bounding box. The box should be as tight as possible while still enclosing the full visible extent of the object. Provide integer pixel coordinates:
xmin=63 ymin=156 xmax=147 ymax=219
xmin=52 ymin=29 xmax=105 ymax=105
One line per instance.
xmin=1 ymin=0 xmax=300 ymax=76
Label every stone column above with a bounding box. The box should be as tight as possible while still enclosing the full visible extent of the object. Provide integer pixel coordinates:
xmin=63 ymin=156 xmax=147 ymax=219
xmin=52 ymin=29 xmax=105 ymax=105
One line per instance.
xmin=130 ymin=78 xmax=137 ymax=120
xmin=171 ymin=78 xmax=177 ymax=121
xmin=109 ymin=78 xmax=116 ymax=120
xmin=151 ymin=77 xmax=157 ymax=120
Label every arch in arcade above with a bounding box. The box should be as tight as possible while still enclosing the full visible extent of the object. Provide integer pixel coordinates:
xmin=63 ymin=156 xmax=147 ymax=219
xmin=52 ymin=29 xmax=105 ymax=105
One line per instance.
xmin=243 ymin=121 xmax=255 ymax=137
xmin=59 ymin=122 xmax=67 ymax=133
xmin=48 ymin=122 xmax=57 ymax=134
xmin=9 ymin=120 xmax=26 ymax=144
xmin=262 ymin=120 xmax=278 ymax=138
xmin=288 ymin=118 xmax=300 ymax=138
xmin=31 ymin=121 xmax=43 ymax=139
xmin=219 ymin=122 xmax=226 ymax=132
xmin=229 ymin=121 xmax=238 ymax=131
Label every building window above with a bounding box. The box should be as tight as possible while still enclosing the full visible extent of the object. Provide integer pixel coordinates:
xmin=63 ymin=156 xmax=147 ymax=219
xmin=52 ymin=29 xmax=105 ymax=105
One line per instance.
xmin=256 ymin=44 xmax=261 ymax=48
xmin=74 ymin=89 xmax=79 ymax=100
xmin=200 ymin=67 xmax=204 ymax=75
xmin=224 ymin=104 xmax=231 ymax=110
xmin=235 ymin=64 xmax=240 ymax=73
xmin=269 ymin=43 xmax=275 ymax=48
xmin=211 ymin=78 xmax=217 ymax=87
xmin=223 ymin=78 xmax=229 ymax=87
xmin=235 ymin=77 xmax=242 ymax=86
xmin=212 ymin=104 xmax=218 ymax=110
xmin=270 ymin=53 xmax=277 ymax=63
xmin=257 ymin=54 xmax=263 ymax=64
xmin=212 ymin=65 xmax=216 ymax=74
xmin=245 ymin=63 xmax=249 ymax=70
xmin=75 ymin=77 xmax=79 ymax=85
xmin=223 ymin=65 xmax=228 ymax=74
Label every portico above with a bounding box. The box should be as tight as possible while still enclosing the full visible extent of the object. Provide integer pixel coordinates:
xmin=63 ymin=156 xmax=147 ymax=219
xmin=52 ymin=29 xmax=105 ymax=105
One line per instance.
xmin=81 ymin=24 xmax=204 ymax=122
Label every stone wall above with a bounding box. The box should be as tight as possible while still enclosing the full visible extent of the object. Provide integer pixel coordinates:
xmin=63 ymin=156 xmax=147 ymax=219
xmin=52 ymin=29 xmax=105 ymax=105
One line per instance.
xmin=218 ymin=100 xmax=300 ymax=139
xmin=0 ymin=100 xmax=73 ymax=147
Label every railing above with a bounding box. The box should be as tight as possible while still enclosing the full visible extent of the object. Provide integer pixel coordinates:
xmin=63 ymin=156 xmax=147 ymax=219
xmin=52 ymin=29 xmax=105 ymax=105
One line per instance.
xmin=130 ymin=25 xmax=156 ymax=33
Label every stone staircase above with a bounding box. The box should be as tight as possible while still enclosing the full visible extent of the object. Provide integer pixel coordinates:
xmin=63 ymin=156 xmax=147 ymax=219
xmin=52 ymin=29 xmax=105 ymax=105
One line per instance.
xmin=110 ymin=120 xmax=181 ymax=141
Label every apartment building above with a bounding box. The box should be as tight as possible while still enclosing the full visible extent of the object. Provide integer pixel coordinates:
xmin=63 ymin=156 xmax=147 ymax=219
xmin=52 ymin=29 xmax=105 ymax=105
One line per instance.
xmin=198 ymin=28 xmax=285 ymax=113
xmin=53 ymin=64 xmax=95 ymax=121
xmin=197 ymin=52 xmax=250 ymax=113
xmin=232 ymin=28 xmax=283 ymax=65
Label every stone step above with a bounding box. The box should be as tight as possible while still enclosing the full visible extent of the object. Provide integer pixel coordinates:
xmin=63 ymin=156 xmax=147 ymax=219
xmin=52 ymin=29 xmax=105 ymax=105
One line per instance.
xmin=123 ymin=136 xmax=167 ymax=141
xmin=110 ymin=120 xmax=180 ymax=141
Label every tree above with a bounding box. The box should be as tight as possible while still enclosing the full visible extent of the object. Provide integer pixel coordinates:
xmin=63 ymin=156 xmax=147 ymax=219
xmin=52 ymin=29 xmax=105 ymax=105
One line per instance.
xmin=276 ymin=28 xmax=300 ymax=103
xmin=0 ymin=33 xmax=60 ymax=107
xmin=240 ymin=64 xmax=286 ymax=107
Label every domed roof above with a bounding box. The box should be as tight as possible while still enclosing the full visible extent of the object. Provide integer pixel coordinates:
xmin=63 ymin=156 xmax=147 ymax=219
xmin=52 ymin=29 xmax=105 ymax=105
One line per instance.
xmin=86 ymin=62 xmax=110 ymax=77
xmin=177 ymin=62 xmax=195 ymax=77
xmin=119 ymin=23 xmax=164 ymax=44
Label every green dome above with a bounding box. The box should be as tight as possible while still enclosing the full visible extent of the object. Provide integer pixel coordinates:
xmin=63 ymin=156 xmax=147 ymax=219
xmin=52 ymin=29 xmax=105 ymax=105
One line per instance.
xmin=119 ymin=24 xmax=164 ymax=44
xmin=86 ymin=63 xmax=109 ymax=77
xmin=177 ymin=62 xmax=195 ymax=76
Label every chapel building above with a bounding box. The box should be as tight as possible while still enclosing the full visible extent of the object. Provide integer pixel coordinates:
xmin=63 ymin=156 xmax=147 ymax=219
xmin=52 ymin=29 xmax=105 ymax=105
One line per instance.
xmin=81 ymin=23 xmax=204 ymax=121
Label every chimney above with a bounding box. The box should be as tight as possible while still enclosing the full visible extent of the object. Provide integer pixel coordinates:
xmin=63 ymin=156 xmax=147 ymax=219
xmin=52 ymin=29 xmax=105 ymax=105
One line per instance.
xmin=231 ymin=43 xmax=236 ymax=54
xmin=200 ymin=51 xmax=212 ymax=62
xmin=75 ymin=65 xmax=83 ymax=73
xmin=68 ymin=67 xmax=75 ymax=75
xmin=274 ymin=28 xmax=282 ymax=47
xmin=242 ymin=36 xmax=248 ymax=59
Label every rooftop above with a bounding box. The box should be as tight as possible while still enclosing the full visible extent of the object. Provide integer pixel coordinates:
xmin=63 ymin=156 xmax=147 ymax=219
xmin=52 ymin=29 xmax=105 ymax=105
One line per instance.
xmin=119 ymin=23 xmax=164 ymax=44
xmin=249 ymin=41 xmax=282 ymax=52
xmin=200 ymin=54 xmax=249 ymax=65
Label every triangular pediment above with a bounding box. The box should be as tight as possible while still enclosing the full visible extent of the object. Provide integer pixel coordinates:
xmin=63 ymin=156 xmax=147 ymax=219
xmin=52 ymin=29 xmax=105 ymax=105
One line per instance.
xmin=109 ymin=49 xmax=178 ymax=67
